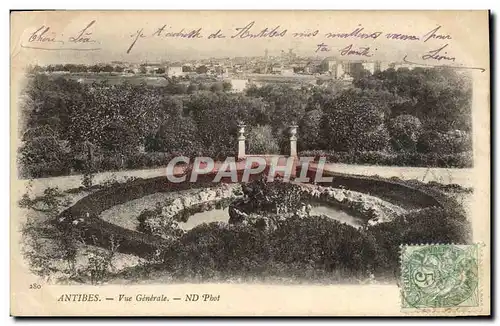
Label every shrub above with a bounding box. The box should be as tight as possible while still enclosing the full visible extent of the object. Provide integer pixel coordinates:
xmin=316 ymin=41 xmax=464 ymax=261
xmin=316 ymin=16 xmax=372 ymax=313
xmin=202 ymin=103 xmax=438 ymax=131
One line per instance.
xmin=270 ymin=215 xmax=377 ymax=275
xmin=154 ymin=116 xmax=204 ymax=156
xmin=19 ymin=126 xmax=71 ymax=167
xmin=298 ymin=109 xmax=323 ymax=150
xmin=238 ymin=177 xmax=304 ymax=214
xmin=389 ymin=115 xmax=422 ymax=152
xmin=369 ymin=207 xmax=471 ymax=274
xmin=18 ymin=128 xmax=72 ymax=178
xmin=18 ymin=161 xmax=72 ymax=179
xmin=81 ymin=171 xmax=94 ymax=189
xmin=80 ymin=235 xmax=122 ymax=284
xmin=21 ymin=217 xmax=80 ymax=279
xmin=320 ymin=89 xmax=390 ymax=152
xmin=246 ymin=125 xmax=280 ymax=155
xmin=18 ymin=186 xmax=70 ymax=215
xmin=163 ymin=223 xmax=272 ymax=279
xmin=137 ymin=203 xmax=184 ymax=241
xmin=298 ymin=150 xmax=473 ymax=168
xmin=418 ymin=129 xmax=472 ymax=154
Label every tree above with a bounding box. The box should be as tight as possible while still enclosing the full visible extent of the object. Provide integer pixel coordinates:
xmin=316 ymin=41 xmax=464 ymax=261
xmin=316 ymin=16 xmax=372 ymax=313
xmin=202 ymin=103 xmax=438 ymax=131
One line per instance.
xmin=223 ymin=81 xmax=232 ymax=92
xmin=195 ymin=65 xmax=208 ymax=74
xmin=298 ymin=109 xmax=323 ymax=150
xmin=184 ymin=92 xmax=268 ymax=157
xmin=63 ymin=64 xmax=75 ymax=72
xmin=102 ymin=65 xmax=114 ymax=73
xmin=187 ymin=83 xmax=199 ymax=93
xmin=53 ymin=64 xmax=64 ymax=71
xmin=246 ymin=84 xmax=308 ymax=132
xmin=67 ymin=82 xmax=162 ymax=154
xmin=23 ymin=74 xmax=85 ymax=138
xmin=90 ymin=65 xmax=102 ymax=73
xmin=165 ymin=82 xmax=188 ymax=94
xmin=417 ymin=129 xmax=472 ymax=154
xmin=353 ymin=67 xmax=472 ymax=132
xmin=320 ymin=88 xmax=390 ymax=152
xmin=155 ymin=116 xmax=203 ymax=156
xmin=389 ymin=115 xmax=422 ymax=152
xmin=210 ymin=82 xmax=224 ymax=92
xmin=19 ymin=128 xmax=70 ymax=165
xmin=306 ymin=87 xmax=337 ymax=111
xmin=351 ymin=68 xmax=372 ymax=81
xmin=246 ymin=125 xmax=280 ymax=155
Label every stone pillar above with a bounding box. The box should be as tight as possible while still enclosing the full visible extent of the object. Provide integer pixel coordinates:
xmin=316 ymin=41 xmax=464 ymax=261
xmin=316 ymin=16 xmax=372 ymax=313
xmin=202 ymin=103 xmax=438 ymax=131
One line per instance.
xmin=237 ymin=122 xmax=246 ymax=160
xmin=289 ymin=124 xmax=298 ymax=157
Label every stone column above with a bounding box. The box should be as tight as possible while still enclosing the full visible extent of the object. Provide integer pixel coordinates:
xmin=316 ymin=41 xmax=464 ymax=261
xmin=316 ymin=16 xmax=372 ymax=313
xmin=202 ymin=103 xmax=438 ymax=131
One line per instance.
xmin=237 ymin=122 xmax=246 ymax=160
xmin=289 ymin=124 xmax=298 ymax=157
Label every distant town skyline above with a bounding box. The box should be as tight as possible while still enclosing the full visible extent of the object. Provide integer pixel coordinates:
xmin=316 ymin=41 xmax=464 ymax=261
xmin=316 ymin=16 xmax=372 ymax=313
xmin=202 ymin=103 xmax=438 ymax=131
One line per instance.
xmin=26 ymin=46 xmax=416 ymax=66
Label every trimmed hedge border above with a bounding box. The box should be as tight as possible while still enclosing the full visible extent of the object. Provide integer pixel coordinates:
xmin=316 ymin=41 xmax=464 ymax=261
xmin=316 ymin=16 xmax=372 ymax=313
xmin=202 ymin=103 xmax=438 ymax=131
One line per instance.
xmin=299 ymin=150 xmax=473 ymax=168
xmin=56 ymin=168 xmax=458 ymax=259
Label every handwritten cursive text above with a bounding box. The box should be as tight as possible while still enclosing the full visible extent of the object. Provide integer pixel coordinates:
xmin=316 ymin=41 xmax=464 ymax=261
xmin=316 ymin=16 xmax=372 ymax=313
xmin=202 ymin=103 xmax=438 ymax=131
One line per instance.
xmin=68 ymin=20 xmax=97 ymax=43
xmin=22 ymin=21 xmax=100 ymax=51
xmin=421 ymin=44 xmax=455 ymax=62
xmin=422 ymin=25 xmax=452 ymax=43
xmin=28 ymin=26 xmax=63 ymax=44
xmin=231 ymin=21 xmax=287 ymax=39
xmin=339 ymin=44 xmax=375 ymax=57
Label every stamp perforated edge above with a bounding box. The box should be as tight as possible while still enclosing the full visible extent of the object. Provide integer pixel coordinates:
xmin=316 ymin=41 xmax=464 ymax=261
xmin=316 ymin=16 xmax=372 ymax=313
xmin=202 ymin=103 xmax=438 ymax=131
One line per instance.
xmin=399 ymin=242 xmax=487 ymax=316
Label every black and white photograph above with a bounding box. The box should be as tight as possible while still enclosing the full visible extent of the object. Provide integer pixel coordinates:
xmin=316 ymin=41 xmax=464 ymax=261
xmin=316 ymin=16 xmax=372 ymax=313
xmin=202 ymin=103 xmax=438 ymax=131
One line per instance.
xmin=10 ymin=10 xmax=490 ymax=316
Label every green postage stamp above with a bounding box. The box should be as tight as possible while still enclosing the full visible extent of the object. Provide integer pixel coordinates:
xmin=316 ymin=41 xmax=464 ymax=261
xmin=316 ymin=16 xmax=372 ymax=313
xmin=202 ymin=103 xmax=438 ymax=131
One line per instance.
xmin=401 ymin=244 xmax=480 ymax=309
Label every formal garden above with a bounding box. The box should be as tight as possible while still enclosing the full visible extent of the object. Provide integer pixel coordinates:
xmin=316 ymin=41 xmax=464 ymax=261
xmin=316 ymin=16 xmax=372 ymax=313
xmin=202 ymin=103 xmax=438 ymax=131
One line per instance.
xmin=17 ymin=65 xmax=474 ymax=284
xmin=18 ymin=67 xmax=472 ymax=179
xmin=19 ymin=164 xmax=472 ymax=284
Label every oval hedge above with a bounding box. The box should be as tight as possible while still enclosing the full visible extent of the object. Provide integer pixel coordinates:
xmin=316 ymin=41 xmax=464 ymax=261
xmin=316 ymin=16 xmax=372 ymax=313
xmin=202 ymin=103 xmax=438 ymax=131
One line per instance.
xmin=56 ymin=168 xmax=452 ymax=258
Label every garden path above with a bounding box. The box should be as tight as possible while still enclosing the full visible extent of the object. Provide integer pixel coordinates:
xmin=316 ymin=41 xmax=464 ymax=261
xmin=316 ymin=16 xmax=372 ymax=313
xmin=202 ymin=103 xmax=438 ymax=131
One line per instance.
xmin=18 ymin=161 xmax=473 ymax=197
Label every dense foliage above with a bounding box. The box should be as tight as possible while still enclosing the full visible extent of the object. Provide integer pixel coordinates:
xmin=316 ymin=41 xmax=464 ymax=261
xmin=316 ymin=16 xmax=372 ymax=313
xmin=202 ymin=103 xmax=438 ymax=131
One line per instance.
xmin=125 ymin=197 xmax=470 ymax=282
xmin=246 ymin=125 xmax=280 ymax=155
xmin=130 ymin=179 xmax=471 ymax=282
xmin=18 ymin=67 xmax=473 ymax=178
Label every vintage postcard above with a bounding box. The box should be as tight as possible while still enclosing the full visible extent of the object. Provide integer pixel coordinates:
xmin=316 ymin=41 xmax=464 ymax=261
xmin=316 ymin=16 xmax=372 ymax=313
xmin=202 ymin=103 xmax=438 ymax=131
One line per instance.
xmin=10 ymin=10 xmax=490 ymax=316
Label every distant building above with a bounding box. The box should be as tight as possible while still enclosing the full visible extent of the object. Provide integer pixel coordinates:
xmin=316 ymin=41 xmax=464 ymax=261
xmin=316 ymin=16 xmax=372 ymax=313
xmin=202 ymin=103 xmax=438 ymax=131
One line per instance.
xmin=325 ymin=60 xmax=338 ymax=76
xmin=230 ymin=79 xmax=249 ymax=93
xmin=378 ymin=62 xmax=391 ymax=72
xmin=362 ymin=62 xmax=376 ymax=74
xmin=281 ymin=68 xmax=294 ymax=76
xmin=340 ymin=74 xmax=354 ymax=82
xmin=303 ymin=65 xmax=314 ymax=74
xmin=271 ymin=65 xmax=282 ymax=74
xmin=342 ymin=62 xmax=364 ymax=78
xmin=304 ymin=60 xmax=322 ymax=74
xmin=320 ymin=58 xmax=359 ymax=79
xmin=336 ymin=64 xmax=345 ymax=78
xmin=167 ymin=66 xmax=184 ymax=77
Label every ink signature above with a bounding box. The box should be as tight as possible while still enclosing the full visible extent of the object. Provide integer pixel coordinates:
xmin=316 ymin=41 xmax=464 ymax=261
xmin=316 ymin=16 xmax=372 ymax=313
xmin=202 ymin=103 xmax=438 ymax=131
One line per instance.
xmin=403 ymin=44 xmax=485 ymax=72
xmin=21 ymin=20 xmax=100 ymax=51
